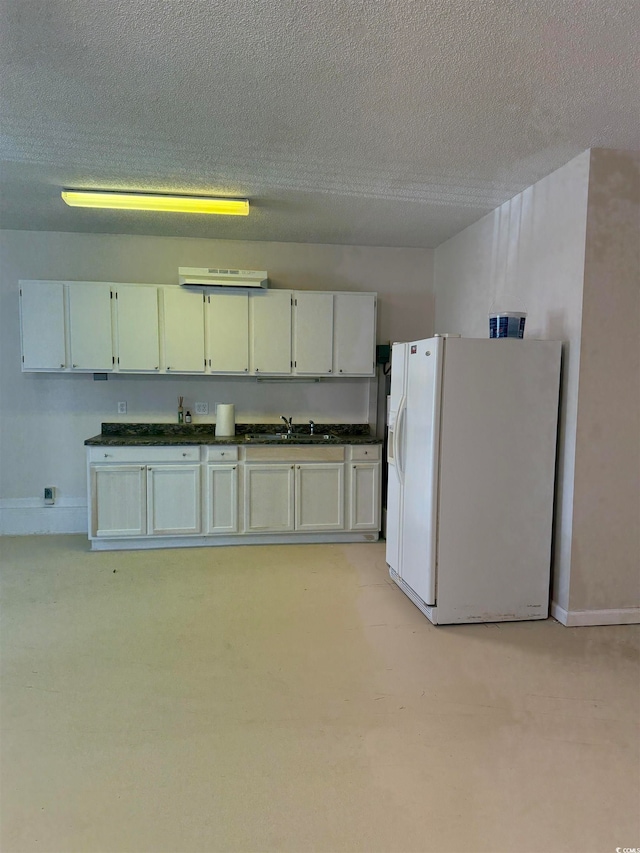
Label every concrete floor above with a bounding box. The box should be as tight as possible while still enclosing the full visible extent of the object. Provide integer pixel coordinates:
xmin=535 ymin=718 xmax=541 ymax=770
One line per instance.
xmin=1 ymin=535 xmax=639 ymax=853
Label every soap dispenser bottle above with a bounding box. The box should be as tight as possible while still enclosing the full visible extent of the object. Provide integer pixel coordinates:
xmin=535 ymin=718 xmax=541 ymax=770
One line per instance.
xmin=178 ymin=396 xmax=184 ymax=424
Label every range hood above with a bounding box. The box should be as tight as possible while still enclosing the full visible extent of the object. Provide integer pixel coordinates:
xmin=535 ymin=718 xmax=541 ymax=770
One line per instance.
xmin=179 ymin=267 xmax=268 ymax=289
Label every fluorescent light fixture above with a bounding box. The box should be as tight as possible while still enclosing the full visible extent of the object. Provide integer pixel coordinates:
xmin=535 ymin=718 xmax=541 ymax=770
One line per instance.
xmin=61 ymin=190 xmax=249 ymax=216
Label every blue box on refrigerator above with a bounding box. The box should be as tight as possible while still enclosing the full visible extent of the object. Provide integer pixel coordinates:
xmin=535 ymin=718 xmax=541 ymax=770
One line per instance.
xmin=489 ymin=312 xmax=527 ymax=339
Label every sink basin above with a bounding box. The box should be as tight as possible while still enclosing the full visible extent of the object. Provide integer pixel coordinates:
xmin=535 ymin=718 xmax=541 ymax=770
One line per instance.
xmin=244 ymin=433 xmax=335 ymax=442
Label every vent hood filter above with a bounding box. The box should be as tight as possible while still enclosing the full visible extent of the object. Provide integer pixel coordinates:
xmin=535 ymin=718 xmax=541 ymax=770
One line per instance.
xmin=179 ymin=267 xmax=268 ymax=289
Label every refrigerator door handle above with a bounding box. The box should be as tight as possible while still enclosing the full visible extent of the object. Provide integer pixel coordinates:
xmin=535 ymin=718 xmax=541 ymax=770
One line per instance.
xmin=396 ymin=396 xmax=407 ymax=484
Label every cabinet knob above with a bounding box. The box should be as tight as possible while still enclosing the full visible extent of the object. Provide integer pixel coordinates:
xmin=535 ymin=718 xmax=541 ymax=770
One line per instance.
xmin=182 ymin=452 xmax=187 ymax=457
xmin=167 ymin=366 xmax=171 ymax=371
xmin=72 ymin=364 xmax=77 ymax=368
xmin=221 ymin=452 xmax=225 ymax=456
xmin=103 ymin=453 xmax=111 ymax=458
xmin=140 ymin=466 xmax=144 ymax=470
xmin=339 ymin=369 xmax=343 ymax=373
xmin=328 ymin=369 xmax=332 ymax=373
xmin=60 ymin=363 xmax=65 ymax=368
xmin=155 ymin=366 xmax=159 ymax=370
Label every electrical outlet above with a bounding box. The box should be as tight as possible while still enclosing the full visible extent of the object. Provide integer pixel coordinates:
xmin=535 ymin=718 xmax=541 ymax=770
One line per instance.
xmin=44 ymin=486 xmax=55 ymax=505
xmin=195 ymin=402 xmax=208 ymax=415
xmin=117 ymin=401 xmax=127 ymax=414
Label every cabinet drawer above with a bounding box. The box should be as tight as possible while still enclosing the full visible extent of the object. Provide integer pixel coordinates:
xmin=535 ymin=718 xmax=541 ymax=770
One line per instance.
xmin=244 ymin=445 xmax=345 ymax=463
xmin=348 ymin=445 xmax=381 ymax=461
xmin=205 ymin=446 xmax=239 ymax=462
xmin=88 ymin=446 xmax=201 ymax=464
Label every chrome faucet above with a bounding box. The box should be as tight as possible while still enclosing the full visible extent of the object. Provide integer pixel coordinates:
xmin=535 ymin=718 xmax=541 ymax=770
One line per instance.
xmin=281 ymin=415 xmax=293 ymax=434
xmin=309 ymin=420 xmax=315 ymax=435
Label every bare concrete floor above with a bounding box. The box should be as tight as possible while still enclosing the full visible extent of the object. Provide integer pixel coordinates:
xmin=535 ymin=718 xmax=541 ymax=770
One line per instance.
xmin=1 ymin=535 xmax=639 ymax=853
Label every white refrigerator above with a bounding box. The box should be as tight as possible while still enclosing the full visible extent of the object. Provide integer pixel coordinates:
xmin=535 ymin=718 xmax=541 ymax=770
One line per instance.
xmin=386 ymin=335 xmax=561 ymax=625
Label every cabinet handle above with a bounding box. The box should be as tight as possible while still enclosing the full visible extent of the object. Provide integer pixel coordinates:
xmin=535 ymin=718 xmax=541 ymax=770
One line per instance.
xmin=103 ymin=453 xmax=111 ymax=458
xmin=140 ymin=466 xmax=145 ymax=470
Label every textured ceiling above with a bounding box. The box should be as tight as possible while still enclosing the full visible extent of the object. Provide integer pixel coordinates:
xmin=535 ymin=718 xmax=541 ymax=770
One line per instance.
xmin=1 ymin=0 xmax=639 ymax=248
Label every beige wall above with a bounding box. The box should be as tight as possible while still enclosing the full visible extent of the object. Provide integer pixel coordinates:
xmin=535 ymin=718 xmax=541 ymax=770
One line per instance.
xmin=571 ymin=149 xmax=640 ymax=611
xmin=434 ymin=150 xmax=591 ymax=612
xmin=0 ymin=230 xmax=432 ymax=523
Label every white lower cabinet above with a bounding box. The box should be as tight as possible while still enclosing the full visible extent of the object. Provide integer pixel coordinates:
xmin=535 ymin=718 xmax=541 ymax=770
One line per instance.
xmin=91 ymin=465 xmax=147 ymax=537
xmin=147 ymin=465 xmax=201 ymax=535
xmin=348 ymin=463 xmax=381 ymax=530
xmin=295 ymin=463 xmax=345 ymax=530
xmin=88 ymin=443 xmax=380 ymax=547
xmin=205 ymin=447 xmax=239 ymax=533
xmin=244 ymin=464 xmax=295 ymax=531
xmin=89 ymin=447 xmax=201 ymax=539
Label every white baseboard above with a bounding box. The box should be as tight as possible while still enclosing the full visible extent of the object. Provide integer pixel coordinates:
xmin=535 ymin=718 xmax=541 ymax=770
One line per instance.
xmin=0 ymin=498 xmax=87 ymax=535
xmin=551 ymin=600 xmax=640 ymax=626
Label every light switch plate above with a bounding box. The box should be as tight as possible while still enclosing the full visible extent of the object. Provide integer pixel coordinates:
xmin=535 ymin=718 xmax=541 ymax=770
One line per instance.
xmin=117 ymin=402 xmax=127 ymax=414
xmin=195 ymin=402 xmax=208 ymax=415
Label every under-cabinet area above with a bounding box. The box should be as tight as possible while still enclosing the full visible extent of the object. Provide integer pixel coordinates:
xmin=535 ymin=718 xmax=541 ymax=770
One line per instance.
xmin=87 ymin=442 xmax=381 ymax=550
xmin=20 ymin=281 xmax=377 ymax=377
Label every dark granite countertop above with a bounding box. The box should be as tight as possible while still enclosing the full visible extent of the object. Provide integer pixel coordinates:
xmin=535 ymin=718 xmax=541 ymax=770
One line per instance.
xmin=85 ymin=423 xmax=382 ymax=447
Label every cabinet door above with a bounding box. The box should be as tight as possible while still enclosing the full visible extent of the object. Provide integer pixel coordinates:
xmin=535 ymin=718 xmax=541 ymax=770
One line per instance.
xmin=206 ymin=464 xmax=239 ymax=533
xmin=348 ymin=462 xmax=381 ymax=530
xmin=147 ymin=465 xmax=201 ymax=535
xmin=295 ymin=463 xmax=344 ymax=531
xmin=20 ymin=281 xmax=66 ymax=370
xmin=250 ymin=290 xmax=292 ymax=374
xmin=91 ymin=465 xmax=146 ymax=537
xmin=163 ymin=288 xmax=205 ymax=373
xmin=116 ymin=286 xmax=160 ymax=371
xmin=68 ymin=282 xmax=113 ymax=371
xmin=333 ymin=293 xmax=376 ymax=376
xmin=293 ymin=292 xmax=334 ymax=375
xmin=206 ymin=292 xmax=249 ymax=373
xmin=244 ymin=464 xmax=294 ymax=531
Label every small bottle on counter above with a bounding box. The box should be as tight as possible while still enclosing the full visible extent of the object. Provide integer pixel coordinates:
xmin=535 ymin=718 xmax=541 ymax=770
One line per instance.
xmin=178 ymin=396 xmax=184 ymax=424
xmin=185 ymin=410 xmax=192 ymax=424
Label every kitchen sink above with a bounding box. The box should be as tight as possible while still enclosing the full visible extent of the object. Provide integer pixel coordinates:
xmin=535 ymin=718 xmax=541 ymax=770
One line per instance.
xmin=244 ymin=433 xmax=335 ymax=442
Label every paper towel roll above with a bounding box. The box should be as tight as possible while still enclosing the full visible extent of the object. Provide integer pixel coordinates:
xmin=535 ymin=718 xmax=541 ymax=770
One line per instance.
xmin=215 ymin=404 xmax=235 ymax=437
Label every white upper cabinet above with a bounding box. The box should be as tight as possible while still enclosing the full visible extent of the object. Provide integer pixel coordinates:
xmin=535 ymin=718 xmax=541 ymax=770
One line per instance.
xmin=250 ymin=290 xmax=292 ymax=375
xmin=206 ymin=291 xmax=249 ymax=373
xmin=68 ymin=282 xmax=113 ymax=371
xmin=115 ymin=286 xmax=160 ymax=371
xmin=20 ymin=281 xmax=377 ymax=378
xmin=20 ymin=280 xmax=66 ymax=370
xmin=333 ymin=292 xmax=376 ymax=376
xmin=293 ymin=292 xmax=334 ymax=375
xmin=162 ymin=287 xmax=205 ymax=373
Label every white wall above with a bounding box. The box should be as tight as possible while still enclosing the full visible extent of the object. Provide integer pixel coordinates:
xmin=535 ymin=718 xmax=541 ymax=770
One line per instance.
xmin=434 ymin=147 xmax=640 ymax=624
xmin=434 ymin=150 xmax=591 ymax=613
xmin=0 ymin=230 xmax=433 ymax=533
xmin=571 ymin=149 xmax=640 ymax=612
